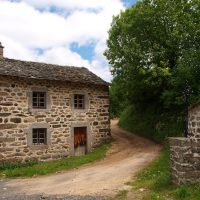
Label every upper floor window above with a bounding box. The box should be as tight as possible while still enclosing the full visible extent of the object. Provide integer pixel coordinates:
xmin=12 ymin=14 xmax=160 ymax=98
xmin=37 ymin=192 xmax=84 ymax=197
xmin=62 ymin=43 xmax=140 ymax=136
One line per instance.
xmin=74 ymin=94 xmax=85 ymax=109
xmin=32 ymin=92 xmax=46 ymax=109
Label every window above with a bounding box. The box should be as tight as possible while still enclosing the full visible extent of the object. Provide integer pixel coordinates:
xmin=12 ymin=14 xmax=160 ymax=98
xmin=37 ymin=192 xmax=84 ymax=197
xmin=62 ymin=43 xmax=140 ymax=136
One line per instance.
xmin=32 ymin=128 xmax=47 ymax=145
xmin=28 ymin=88 xmax=51 ymax=112
xmin=26 ymin=123 xmax=51 ymax=148
xmin=32 ymin=92 xmax=46 ymax=109
xmin=74 ymin=94 xmax=85 ymax=109
xmin=71 ymin=91 xmax=88 ymax=112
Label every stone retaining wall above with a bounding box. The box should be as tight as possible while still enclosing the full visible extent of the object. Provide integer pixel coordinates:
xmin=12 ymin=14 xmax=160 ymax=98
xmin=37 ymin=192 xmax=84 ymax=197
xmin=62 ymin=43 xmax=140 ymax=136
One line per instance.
xmin=188 ymin=104 xmax=200 ymax=140
xmin=169 ymin=137 xmax=200 ymax=185
xmin=0 ymin=75 xmax=110 ymax=163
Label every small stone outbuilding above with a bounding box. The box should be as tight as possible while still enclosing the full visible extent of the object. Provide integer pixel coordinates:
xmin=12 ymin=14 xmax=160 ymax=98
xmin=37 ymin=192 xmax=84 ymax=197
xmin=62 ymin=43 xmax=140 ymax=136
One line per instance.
xmin=0 ymin=43 xmax=110 ymax=163
xmin=169 ymin=102 xmax=200 ymax=185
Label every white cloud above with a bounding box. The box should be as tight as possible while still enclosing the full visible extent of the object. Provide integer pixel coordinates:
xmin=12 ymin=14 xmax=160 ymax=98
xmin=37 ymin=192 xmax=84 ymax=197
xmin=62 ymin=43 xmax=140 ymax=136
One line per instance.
xmin=0 ymin=0 xmax=125 ymax=81
xmin=20 ymin=0 xmax=124 ymax=12
xmin=36 ymin=47 xmax=90 ymax=67
xmin=0 ymin=1 xmax=71 ymax=48
xmin=0 ymin=35 xmax=36 ymax=60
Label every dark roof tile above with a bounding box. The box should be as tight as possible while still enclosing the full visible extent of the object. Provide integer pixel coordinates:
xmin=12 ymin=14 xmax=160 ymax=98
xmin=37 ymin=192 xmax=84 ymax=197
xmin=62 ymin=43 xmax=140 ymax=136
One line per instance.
xmin=0 ymin=58 xmax=109 ymax=86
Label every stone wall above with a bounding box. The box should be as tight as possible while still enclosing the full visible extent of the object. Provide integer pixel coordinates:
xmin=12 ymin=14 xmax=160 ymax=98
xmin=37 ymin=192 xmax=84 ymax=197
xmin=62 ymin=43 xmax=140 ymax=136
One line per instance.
xmin=188 ymin=104 xmax=200 ymax=140
xmin=0 ymin=75 xmax=110 ymax=163
xmin=169 ymin=137 xmax=200 ymax=185
xmin=169 ymin=103 xmax=200 ymax=185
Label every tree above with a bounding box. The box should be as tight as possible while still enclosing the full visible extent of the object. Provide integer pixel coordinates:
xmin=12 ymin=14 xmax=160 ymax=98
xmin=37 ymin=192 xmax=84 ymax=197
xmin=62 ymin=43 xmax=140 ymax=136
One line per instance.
xmin=105 ymin=0 xmax=200 ymax=112
xmin=109 ymin=76 xmax=128 ymax=118
xmin=105 ymin=0 xmax=200 ymax=139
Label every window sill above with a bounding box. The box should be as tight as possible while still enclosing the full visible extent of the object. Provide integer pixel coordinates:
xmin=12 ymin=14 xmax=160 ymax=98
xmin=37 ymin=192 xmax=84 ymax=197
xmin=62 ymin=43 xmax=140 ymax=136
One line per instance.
xmin=72 ymin=108 xmax=88 ymax=113
xmin=29 ymin=144 xmax=49 ymax=150
xmin=28 ymin=108 xmax=50 ymax=114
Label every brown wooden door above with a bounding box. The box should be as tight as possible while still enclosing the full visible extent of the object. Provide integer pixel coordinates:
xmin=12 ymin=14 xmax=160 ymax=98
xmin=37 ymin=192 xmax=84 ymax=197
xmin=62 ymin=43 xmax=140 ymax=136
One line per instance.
xmin=74 ymin=127 xmax=87 ymax=156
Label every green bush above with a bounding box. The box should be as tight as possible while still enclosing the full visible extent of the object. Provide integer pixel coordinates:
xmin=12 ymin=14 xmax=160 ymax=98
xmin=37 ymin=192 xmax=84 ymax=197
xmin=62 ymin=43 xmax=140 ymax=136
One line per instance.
xmin=119 ymin=106 xmax=184 ymax=143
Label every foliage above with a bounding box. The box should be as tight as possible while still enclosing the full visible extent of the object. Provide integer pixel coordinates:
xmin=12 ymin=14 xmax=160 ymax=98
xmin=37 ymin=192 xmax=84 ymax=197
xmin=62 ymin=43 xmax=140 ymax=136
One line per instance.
xmin=105 ymin=0 xmax=200 ymax=139
xmin=109 ymin=77 xmax=127 ymax=118
xmin=131 ymin=146 xmax=200 ymax=200
xmin=119 ymin=105 xmax=183 ymax=143
xmin=0 ymin=143 xmax=110 ymax=177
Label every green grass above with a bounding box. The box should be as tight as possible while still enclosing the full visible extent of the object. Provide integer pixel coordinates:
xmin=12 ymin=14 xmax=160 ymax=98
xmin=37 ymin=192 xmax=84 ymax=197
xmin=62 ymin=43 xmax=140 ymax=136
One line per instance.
xmin=114 ymin=190 xmax=128 ymax=200
xmin=0 ymin=143 xmax=110 ymax=178
xmin=108 ymin=190 xmax=128 ymax=200
xmin=131 ymin=146 xmax=200 ymax=200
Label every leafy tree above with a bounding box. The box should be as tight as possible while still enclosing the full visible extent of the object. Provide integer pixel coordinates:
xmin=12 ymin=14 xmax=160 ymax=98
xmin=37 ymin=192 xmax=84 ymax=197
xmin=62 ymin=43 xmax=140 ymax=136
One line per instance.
xmin=109 ymin=77 xmax=127 ymax=118
xmin=105 ymin=0 xmax=200 ymax=139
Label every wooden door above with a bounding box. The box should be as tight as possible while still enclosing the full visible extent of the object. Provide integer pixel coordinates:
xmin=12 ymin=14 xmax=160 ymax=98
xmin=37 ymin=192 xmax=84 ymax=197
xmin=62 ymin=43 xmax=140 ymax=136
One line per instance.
xmin=74 ymin=127 xmax=87 ymax=156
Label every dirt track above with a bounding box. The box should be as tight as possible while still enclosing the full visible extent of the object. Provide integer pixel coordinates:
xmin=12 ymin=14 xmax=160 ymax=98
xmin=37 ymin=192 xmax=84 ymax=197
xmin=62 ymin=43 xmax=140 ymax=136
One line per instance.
xmin=0 ymin=120 xmax=162 ymax=198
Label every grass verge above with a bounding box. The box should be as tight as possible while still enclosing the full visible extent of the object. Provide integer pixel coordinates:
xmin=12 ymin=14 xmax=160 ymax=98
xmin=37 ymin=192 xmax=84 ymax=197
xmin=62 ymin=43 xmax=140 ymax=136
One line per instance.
xmin=131 ymin=146 xmax=200 ymax=200
xmin=108 ymin=190 xmax=128 ymax=200
xmin=0 ymin=143 xmax=110 ymax=178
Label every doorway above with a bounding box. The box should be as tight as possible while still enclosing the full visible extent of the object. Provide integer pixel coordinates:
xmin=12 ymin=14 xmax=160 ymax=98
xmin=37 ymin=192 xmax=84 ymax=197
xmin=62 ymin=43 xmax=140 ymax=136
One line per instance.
xmin=74 ymin=127 xmax=87 ymax=156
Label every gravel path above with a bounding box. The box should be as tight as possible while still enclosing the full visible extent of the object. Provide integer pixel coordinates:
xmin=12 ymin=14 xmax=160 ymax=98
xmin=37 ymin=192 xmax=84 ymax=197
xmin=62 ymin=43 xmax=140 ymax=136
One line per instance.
xmin=0 ymin=120 xmax=162 ymax=199
xmin=1 ymin=194 xmax=104 ymax=200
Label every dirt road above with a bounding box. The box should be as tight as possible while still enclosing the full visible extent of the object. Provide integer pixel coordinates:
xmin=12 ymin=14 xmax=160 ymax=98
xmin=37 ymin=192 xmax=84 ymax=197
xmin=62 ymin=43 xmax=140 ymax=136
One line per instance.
xmin=0 ymin=120 xmax=162 ymax=199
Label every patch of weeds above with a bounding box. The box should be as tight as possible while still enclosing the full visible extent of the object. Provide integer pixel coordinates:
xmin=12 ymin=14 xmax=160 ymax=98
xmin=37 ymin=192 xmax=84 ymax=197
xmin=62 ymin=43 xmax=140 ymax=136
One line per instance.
xmin=109 ymin=190 xmax=128 ymax=200
xmin=0 ymin=160 xmax=38 ymax=170
xmin=143 ymin=192 xmax=167 ymax=200
xmin=130 ymin=145 xmax=200 ymax=200
xmin=133 ymin=145 xmax=171 ymax=192
xmin=0 ymin=143 xmax=111 ymax=178
xmin=172 ymin=186 xmax=188 ymax=199
xmin=170 ymin=183 xmax=200 ymax=200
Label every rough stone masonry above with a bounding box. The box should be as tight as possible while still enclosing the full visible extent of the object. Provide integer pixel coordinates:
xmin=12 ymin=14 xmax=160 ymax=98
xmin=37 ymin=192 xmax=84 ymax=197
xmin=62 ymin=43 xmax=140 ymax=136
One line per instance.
xmin=169 ymin=103 xmax=200 ymax=185
xmin=0 ymin=48 xmax=110 ymax=163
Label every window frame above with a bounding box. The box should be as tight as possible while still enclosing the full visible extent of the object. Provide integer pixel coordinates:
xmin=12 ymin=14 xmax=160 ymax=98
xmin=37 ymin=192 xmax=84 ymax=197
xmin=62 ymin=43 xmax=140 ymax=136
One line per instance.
xmin=28 ymin=87 xmax=51 ymax=113
xmin=71 ymin=91 xmax=89 ymax=112
xmin=32 ymin=91 xmax=47 ymax=109
xmin=74 ymin=94 xmax=85 ymax=109
xmin=32 ymin=128 xmax=47 ymax=145
xmin=26 ymin=123 xmax=51 ymax=149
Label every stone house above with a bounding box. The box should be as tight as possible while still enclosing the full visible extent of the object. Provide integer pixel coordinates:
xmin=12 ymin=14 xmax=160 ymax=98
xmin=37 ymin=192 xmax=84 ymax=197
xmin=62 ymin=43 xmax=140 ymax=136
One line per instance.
xmin=0 ymin=43 xmax=110 ymax=163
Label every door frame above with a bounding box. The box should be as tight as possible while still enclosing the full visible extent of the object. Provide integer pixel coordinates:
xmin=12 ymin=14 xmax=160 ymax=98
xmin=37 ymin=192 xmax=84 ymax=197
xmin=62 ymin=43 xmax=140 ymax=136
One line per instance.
xmin=70 ymin=122 xmax=91 ymax=156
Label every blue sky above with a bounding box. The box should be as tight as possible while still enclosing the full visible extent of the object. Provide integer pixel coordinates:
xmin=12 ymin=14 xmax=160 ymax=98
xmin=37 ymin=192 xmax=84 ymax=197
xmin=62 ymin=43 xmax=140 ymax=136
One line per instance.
xmin=122 ymin=0 xmax=137 ymax=7
xmin=70 ymin=42 xmax=95 ymax=62
xmin=0 ymin=0 xmax=136 ymax=81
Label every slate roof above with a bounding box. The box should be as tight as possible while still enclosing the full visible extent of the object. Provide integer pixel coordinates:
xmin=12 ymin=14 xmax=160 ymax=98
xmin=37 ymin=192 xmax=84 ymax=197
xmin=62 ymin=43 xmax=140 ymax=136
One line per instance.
xmin=0 ymin=58 xmax=109 ymax=86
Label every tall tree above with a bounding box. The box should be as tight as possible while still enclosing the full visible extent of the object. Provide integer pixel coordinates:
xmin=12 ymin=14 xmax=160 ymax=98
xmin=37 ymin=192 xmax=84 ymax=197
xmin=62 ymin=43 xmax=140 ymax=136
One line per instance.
xmin=105 ymin=0 xmax=200 ymax=113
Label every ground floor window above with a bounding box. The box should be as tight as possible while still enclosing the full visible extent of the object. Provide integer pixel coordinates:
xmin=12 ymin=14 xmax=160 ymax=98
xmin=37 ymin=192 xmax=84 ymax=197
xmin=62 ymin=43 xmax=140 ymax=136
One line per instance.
xmin=32 ymin=128 xmax=47 ymax=145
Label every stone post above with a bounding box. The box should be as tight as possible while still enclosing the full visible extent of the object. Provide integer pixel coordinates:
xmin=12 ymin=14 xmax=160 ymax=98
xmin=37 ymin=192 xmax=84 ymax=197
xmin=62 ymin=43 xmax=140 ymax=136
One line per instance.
xmin=169 ymin=137 xmax=200 ymax=185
